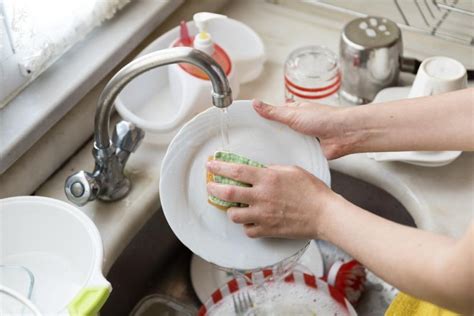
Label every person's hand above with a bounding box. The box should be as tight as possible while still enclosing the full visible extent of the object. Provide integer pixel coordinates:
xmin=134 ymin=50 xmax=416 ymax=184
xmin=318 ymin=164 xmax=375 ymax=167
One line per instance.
xmin=206 ymin=159 xmax=341 ymax=239
xmin=253 ymin=99 xmax=357 ymax=159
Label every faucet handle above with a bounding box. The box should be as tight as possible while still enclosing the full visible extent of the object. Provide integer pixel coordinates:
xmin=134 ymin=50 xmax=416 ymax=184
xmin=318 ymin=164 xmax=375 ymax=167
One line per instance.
xmin=65 ymin=171 xmax=100 ymax=206
xmin=112 ymin=121 xmax=145 ymax=153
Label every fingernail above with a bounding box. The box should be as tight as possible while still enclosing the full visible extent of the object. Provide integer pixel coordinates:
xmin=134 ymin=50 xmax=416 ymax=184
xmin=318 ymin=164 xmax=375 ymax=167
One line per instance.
xmin=207 ymin=160 xmax=217 ymax=170
xmin=227 ymin=209 xmax=234 ymax=219
xmin=206 ymin=182 xmax=216 ymax=194
xmin=253 ymin=99 xmax=268 ymax=110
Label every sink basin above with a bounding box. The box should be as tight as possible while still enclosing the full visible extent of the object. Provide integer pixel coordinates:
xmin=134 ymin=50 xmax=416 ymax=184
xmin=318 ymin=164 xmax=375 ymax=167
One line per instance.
xmin=101 ymin=170 xmax=416 ymax=315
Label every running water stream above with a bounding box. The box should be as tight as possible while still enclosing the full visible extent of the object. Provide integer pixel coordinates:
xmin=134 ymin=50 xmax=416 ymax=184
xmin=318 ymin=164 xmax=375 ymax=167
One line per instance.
xmin=220 ymin=108 xmax=230 ymax=150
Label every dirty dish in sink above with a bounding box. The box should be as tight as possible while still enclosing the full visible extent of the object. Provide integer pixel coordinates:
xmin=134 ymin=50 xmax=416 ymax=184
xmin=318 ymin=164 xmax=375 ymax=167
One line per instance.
xmin=160 ymin=100 xmax=330 ymax=270
xmin=198 ymin=269 xmax=356 ymax=315
xmin=190 ymin=240 xmax=324 ymax=304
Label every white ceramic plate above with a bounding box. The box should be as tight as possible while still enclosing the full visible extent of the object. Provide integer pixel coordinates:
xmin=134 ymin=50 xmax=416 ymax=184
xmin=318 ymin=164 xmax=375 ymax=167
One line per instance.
xmin=160 ymin=100 xmax=330 ymax=270
xmin=366 ymin=150 xmax=462 ymax=167
xmin=190 ymin=240 xmax=324 ymax=304
xmin=368 ymin=86 xmax=462 ymax=167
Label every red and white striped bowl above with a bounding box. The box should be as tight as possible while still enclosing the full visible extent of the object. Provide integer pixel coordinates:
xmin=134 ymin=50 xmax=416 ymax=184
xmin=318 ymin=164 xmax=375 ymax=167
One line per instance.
xmin=198 ymin=269 xmax=357 ymax=316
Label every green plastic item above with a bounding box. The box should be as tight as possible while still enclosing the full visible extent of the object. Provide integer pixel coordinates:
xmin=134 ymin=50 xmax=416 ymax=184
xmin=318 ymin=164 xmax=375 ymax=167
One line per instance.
xmin=209 ymin=151 xmax=265 ymax=208
xmin=68 ymin=286 xmax=110 ymax=316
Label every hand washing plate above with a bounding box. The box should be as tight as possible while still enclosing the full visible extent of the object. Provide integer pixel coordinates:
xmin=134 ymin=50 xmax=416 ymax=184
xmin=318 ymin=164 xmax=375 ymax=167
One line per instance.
xmin=160 ymin=100 xmax=330 ymax=270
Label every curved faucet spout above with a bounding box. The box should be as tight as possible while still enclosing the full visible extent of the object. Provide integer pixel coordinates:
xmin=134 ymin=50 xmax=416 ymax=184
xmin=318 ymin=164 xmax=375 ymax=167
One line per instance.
xmin=65 ymin=47 xmax=233 ymax=206
xmin=95 ymin=46 xmax=232 ymax=149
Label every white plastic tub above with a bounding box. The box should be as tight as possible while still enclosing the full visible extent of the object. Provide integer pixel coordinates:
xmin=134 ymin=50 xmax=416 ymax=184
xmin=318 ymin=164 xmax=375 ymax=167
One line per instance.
xmin=0 ymin=196 xmax=111 ymax=315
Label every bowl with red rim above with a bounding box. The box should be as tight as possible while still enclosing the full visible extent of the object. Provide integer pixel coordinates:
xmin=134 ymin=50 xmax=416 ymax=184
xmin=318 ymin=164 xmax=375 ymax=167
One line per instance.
xmin=199 ymin=269 xmax=357 ymax=316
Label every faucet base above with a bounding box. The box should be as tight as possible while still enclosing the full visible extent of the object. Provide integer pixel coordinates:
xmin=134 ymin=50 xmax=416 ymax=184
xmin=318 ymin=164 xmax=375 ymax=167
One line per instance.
xmin=98 ymin=176 xmax=131 ymax=202
xmin=65 ymin=47 xmax=232 ymax=206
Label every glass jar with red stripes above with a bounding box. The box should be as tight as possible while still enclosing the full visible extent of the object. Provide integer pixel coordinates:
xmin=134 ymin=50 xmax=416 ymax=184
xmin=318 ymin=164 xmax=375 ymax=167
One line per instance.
xmin=284 ymin=46 xmax=340 ymax=105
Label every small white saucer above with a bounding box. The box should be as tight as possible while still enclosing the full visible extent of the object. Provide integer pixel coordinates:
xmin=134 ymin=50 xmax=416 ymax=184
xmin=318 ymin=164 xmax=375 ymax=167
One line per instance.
xmin=368 ymin=86 xmax=462 ymax=167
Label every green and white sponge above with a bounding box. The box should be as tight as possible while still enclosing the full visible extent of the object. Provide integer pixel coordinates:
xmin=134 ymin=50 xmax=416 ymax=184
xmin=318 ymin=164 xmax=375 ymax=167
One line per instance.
xmin=207 ymin=151 xmax=265 ymax=210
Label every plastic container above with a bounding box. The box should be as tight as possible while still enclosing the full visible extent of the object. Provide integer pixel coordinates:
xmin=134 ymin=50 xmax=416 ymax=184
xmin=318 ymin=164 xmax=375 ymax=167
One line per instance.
xmin=174 ymin=13 xmax=232 ymax=80
xmin=0 ymin=196 xmax=111 ymax=315
xmin=114 ymin=14 xmax=265 ymax=144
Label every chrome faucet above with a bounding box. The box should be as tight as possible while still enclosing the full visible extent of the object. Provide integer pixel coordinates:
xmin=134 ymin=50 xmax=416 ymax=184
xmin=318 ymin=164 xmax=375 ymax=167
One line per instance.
xmin=65 ymin=47 xmax=232 ymax=206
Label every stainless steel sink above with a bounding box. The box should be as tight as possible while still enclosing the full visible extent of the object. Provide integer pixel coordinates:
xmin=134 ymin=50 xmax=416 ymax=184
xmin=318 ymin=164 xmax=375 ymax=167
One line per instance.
xmin=101 ymin=170 xmax=416 ymax=315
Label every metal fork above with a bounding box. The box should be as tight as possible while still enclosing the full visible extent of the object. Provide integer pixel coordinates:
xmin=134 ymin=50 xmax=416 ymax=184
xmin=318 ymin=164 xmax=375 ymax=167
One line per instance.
xmin=232 ymin=290 xmax=254 ymax=315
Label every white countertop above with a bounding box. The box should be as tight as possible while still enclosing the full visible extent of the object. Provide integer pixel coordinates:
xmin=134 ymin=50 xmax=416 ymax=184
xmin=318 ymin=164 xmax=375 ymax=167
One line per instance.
xmin=36 ymin=0 xmax=473 ymax=272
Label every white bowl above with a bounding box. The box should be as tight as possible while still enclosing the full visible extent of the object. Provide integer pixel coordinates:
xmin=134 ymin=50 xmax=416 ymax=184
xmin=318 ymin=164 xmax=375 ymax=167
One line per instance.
xmin=0 ymin=196 xmax=111 ymax=315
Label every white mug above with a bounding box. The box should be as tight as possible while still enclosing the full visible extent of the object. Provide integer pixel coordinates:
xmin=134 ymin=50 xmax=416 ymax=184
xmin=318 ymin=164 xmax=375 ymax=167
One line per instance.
xmin=408 ymin=56 xmax=468 ymax=98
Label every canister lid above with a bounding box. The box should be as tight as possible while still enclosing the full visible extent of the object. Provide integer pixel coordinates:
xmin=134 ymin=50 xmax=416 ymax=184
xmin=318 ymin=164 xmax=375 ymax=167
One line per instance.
xmin=342 ymin=16 xmax=401 ymax=50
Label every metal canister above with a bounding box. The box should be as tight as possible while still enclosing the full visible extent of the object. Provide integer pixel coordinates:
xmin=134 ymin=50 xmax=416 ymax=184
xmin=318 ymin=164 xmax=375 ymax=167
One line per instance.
xmin=340 ymin=16 xmax=402 ymax=104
